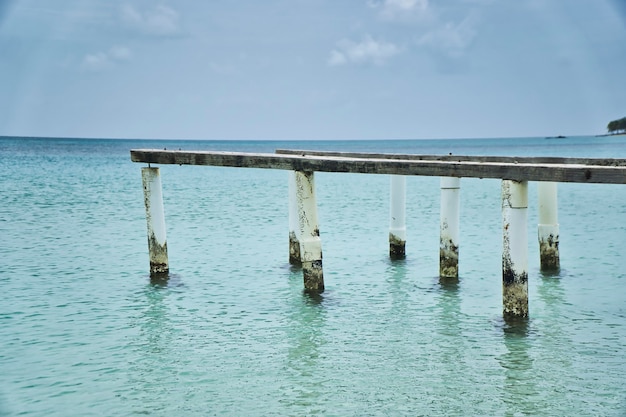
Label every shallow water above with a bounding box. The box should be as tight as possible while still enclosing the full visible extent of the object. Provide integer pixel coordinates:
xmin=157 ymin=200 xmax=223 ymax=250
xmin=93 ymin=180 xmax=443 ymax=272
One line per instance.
xmin=1 ymin=136 xmax=626 ymax=416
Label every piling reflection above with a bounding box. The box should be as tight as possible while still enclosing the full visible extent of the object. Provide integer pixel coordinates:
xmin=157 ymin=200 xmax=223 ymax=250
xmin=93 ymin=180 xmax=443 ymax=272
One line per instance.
xmin=435 ymin=281 xmax=462 ymax=365
xmin=497 ymin=316 xmax=541 ymax=416
xmin=421 ymin=276 xmax=467 ymax=414
xmin=537 ymin=270 xmax=572 ymax=386
xmin=0 ymin=393 xmax=10 ymax=417
xmin=149 ymin=271 xmax=170 ymax=287
xmin=386 ymin=259 xmax=409 ymax=316
xmin=123 ymin=275 xmax=178 ymax=412
xmin=281 ymin=273 xmax=328 ymax=413
xmin=383 ymin=258 xmax=412 ymax=386
xmin=436 ymin=277 xmax=461 ymax=334
xmin=538 ymin=270 xmax=565 ymax=306
xmin=140 ymin=279 xmax=175 ymax=353
xmin=539 ymin=268 xmax=561 ymax=279
xmin=497 ymin=269 xmax=574 ymax=416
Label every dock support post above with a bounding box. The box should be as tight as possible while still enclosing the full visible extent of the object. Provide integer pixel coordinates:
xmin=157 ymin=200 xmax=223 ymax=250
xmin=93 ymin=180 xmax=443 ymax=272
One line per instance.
xmin=538 ymin=182 xmax=560 ymax=271
xmin=389 ymin=175 xmax=406 ymax=260
xmin=295 ymin=171 xmax=324 ymax=293
xmin=288 ymin=171 xmax=301 ymax=266
xmin=141 ymin=167 xmax=169 ymax=276
xmin=502 ymin=180 xmax=528 ymax=317
xmin=440 ymin=177 xmax=460 ymax=278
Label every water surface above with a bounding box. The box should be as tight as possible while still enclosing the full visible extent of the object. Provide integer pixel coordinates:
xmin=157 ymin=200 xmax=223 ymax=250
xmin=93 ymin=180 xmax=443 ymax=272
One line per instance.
xmin=1 ymin=136 xmax=625 ymax=416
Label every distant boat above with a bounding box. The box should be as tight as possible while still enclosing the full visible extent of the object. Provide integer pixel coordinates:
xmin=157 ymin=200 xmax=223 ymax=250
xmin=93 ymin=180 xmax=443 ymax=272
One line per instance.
xmin=545 ymin=135 xmax=567 ymax=139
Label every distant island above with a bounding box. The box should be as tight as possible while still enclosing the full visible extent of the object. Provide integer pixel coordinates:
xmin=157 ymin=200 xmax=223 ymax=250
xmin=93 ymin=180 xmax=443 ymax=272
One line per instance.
xmin=607 ymin=116 xmax=626 ymax=135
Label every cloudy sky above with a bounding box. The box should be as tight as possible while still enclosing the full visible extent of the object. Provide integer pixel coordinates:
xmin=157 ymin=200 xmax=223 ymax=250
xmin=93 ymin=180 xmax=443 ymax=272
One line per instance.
xmin=1 ymin=0 xmax=625 ymax=140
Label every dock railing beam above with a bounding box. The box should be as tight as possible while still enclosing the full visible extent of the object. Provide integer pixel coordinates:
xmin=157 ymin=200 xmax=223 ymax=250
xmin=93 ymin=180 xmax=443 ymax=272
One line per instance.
xmin=538 ymin=182 xmax=560 ymax=271
xmin=141 ymin=167 xmax=169 ymax=276
xmin=389 ymin=175 xmax=407 ymax=260
xmin=295 ymin=171 xmax=324 ymax=293
xmin=440 ymin=177 xmax=460 ymax=278
xmin=502 ymin=180 xmax=529 ymax=317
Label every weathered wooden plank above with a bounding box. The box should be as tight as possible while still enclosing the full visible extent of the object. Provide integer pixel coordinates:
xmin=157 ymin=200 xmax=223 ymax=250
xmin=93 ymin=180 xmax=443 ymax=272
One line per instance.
xmin=275 ymin=148 xmax=626 ymax=167
xmin=130 ymin=149 xmax=626 ymax=184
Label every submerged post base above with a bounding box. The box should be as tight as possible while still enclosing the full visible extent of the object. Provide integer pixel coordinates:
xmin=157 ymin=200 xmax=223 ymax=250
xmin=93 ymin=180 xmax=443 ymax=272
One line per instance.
xmin=538 ymin=225 xmax=560 ymax=271
xmin=503 ymin=280 xmax=529 ymax=318
xmin=439 ymin=242 xmax=459 ymax=278
xmin=147 ymin=235 xmax=169 ymax=276
xmin=302 ymin=260 xmax=324 ymax=293
xmin=150 ymin=261 xmax=169 ymax=276
xmin=539 ymin=241 xmax=560 ymax=271
xmin=389 ymin=234 xmax=406 ymax=260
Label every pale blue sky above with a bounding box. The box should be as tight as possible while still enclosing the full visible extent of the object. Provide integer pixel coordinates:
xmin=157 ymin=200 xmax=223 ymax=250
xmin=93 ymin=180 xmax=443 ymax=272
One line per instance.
xmin=1 ymin=0 xmax=625 ymax=140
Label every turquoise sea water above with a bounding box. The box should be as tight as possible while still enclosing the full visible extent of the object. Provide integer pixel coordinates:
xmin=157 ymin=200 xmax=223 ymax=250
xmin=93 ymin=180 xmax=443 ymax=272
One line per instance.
xmin=1 ymin=136 xmax=626 ymax=416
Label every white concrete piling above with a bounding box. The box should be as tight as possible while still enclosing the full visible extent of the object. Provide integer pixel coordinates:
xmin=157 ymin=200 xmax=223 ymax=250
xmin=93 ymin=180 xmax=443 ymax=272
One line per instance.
xmin=440 ymin=177 xmax=460 ymax=278
xmin=389 ymin=175 xmax=407 ymax=260
xmin=288 ymin=171 xmax=301 ymax=266
xmin=502 ymin=180 xmax=529 ymax=317
xmin=141 ymin=167 xmax=169 ymax=276
xmin=538 ymin=182 xmax=560 ymax=271
xmin=294 ymin=171 xmax=324 ymax=292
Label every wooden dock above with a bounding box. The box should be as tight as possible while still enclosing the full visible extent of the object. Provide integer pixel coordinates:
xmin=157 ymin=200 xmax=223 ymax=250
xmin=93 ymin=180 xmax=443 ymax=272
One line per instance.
xmin=131 ymin=148 xmax=626 ymax=184
xmin=130 ymin=148 xmax=626 ymax=317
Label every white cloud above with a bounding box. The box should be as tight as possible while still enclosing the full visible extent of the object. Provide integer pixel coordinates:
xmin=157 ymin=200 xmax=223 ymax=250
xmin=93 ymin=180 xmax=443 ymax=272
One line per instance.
xmin=368 ymin=0 xmax=429 ymax=20
xmin=82 ymin=52 xmax=110 ymax=71
xmin=328 ymin=36 xmax=401 ymax=66
xmin=109 ymin=46 xmax=132 ymax=60
xmin=417 ymin=13 xmax=478 ymax=57
xmin=81 ymin=46 xmax=133 ymax=71
xmin=328 ymin=50 xmax=348 ymax=66
xmin=120 ymin=4 xmax=180 ymax=36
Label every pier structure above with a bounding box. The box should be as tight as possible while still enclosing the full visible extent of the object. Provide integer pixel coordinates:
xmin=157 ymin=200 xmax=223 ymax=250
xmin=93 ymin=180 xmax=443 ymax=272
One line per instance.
xmin=537 ymin=181 xmax=560 ymax=271
xmin=389 ymin=175 xmax=407 ymax=260
xmin=141 ymin=167 xmax=169 ymax=276
xmin=502 ymin=180 xmax=529 ymax=317
xmin=132 ymin=148 xmax=626 ymax=317
xmin=440 ymin=177 xmax=461 ymax=279
xmin=294 ymin=170 xmax=324 ymax=293
xmin=287 ymin=171 xmax=301 ymax=266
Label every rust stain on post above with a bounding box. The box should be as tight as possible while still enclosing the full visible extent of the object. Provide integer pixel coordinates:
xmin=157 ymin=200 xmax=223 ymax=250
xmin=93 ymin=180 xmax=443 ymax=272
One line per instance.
xmin=502 ymin=235 xmax=529 ymax=318
xmin=148 ymin=236 xmax=169 ymax=275
xmin=289 ymin=231 xmax=301 ymax=266
xmin=288 ymin=171 xmax=302 ymax=266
